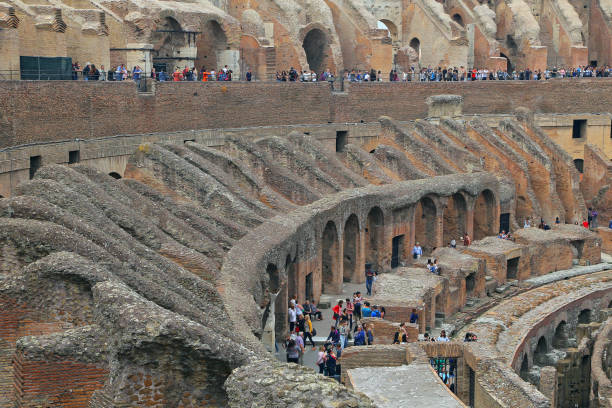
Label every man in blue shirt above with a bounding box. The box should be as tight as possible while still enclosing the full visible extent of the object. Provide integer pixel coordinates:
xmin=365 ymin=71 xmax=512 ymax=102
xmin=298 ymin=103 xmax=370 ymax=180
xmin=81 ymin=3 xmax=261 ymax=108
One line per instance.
xmin=361 ymin=302 xmax=372 ymax=318
xmin=354 ymin=326 xmax=366 ymax=346
xmin=412 ymin=242 xmax=423 ymax=259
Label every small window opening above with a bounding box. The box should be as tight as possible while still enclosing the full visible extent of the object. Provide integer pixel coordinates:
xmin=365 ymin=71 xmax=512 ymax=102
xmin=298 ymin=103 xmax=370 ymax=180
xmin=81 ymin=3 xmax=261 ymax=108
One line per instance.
xmin=573 ymin=159 xmax=584 ymax=173
xmin=572 ymin=119 xmax=587 ymax=139
xmin=108 ymin=172 xmax=122 ymax=179
xmin=29 ymin=156 xmax=42 ymax=179
xmin=68 ymin=150 xmax=80 ymax=164
xmin=507 ymin=257 xmax=519 ymax=279
xmin=336 ymin=130 xmax=348 ymax=152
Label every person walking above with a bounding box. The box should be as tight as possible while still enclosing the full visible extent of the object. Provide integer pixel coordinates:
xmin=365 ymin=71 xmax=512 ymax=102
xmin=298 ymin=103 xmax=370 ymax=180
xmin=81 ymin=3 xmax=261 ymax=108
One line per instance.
xmin=332 ymin=299 xmax=343 ymax=328
xmin=288 ymin=304 xmax=297 ymax=332
xmin=365 ymin=264 xmax=376 ymax=296
xmin=345 ymin=298 xmax=354 ymax=330
xmin=303 ymin=315 xmax=316 ymax=348
xmin=316 ymin=346 xmax=326 ymax=374
xmin=412 ymin=242 xmax=423 ymax=259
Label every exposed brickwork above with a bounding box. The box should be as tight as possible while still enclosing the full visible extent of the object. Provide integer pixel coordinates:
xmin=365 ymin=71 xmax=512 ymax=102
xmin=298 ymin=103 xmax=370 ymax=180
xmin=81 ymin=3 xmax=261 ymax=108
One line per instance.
xmin=1 ymin=80 xmax=612 ymax=148
xmin=13 ymin=350 xmax=107 ymax=408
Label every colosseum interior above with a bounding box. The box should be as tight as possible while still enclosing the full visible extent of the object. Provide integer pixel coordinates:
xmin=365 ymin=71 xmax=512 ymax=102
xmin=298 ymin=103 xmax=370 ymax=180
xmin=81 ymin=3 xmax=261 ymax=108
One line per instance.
xmin=0 ymin=4 xmax=612 ymax=405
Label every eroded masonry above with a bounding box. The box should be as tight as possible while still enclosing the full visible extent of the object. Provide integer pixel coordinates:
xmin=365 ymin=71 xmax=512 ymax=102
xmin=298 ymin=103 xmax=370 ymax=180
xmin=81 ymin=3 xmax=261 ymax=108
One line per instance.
xmin=0 ymin=85 xmax=611 ymax=408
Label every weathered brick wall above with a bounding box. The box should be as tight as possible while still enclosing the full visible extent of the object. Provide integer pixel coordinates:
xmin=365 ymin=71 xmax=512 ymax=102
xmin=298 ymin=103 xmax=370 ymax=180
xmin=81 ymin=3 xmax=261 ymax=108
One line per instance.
xmin=339 ymin=345 xmax=410 ymax=384
xmin=12 ymin=350 xmax=108 ymax=408
xmin=360 ymin=317 xmax=418 ymax=345
xmin=582 ymin=144 xmax=612 ymax=223
xmin=1 ymin=79 xmax=612 ymax=148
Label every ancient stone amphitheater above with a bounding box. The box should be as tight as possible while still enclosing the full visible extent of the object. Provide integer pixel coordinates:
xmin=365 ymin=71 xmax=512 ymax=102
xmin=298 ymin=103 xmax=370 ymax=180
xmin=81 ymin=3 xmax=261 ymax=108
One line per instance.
xmin=0 ymin=79 xmax=611 ymax=408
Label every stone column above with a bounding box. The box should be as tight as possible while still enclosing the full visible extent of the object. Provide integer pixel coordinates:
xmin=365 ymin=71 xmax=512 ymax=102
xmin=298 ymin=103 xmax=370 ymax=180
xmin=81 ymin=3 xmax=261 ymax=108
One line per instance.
xmin=465 ymin=196 xmax=476 ymax=239
xmin=355 ymin=228 xmax=366 ymax=284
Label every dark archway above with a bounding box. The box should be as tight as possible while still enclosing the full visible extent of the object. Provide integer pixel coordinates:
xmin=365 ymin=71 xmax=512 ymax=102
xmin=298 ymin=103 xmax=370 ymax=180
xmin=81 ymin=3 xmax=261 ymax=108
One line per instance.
xmin=578 ymin=309 xmax=592 ymax=324
xmin=415 ymin=197 xmax=437 ymax=254
xmin=322 ymin=221 xmax=340 ymax=294
xmin=108 ymin=172 xmax=122 ymax=179
xmin=151 ymin=16 xmax=189 ymax=74
xmin=534 ymin=336 xmax=549 ymax=366
xmin=443 ymin=193 xmax=467 ymax=247
xmin=452 ymin=13 xmax=464 ymax=27
xmin=343 ymin=214 xmax=360 ymax=283
xmin=473 ymin=189 xmax=496 ymax=240
xmin=264 ymin=263 xmax=285 ymax=338
xmin=196 ymin=20 xmax=228 ymax=73
xmin=303 ymin=29 xmax=328 ymax=73
xmin=519 ymin=354 xmax=529 ymax=381
xmin=553 ymin=321 xmax=568 ymax=349
xmin=286 ymin=254 xmax=298 ymax=303
xmin=365 ymin=207 xmax=384 ymax=272
xmin=409 ymin=38 xmax=420 ymax=55
xmin=573 ymin=158 xmax=584 ymax=173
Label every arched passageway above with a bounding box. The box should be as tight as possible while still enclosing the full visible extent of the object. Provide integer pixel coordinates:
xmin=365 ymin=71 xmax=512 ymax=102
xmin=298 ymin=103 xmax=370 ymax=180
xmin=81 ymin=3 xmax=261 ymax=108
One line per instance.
xmin=322 ymin=221 xmax=340 ymax=294
xmin=151 ymin=17 xmax=190 ymax=74
xmin=578 ymin=309 xmax=592 ymax=324
xmin=263 ymin=263 xmax=285 ymax=339
xmin=303 ymin=29 xmax=328 ymax=73
xmin=473 ymin=189 xmax=497 ymax=240
xmin=534 ymin=336 xmax=549 ymax=366
xmin=378 ymin=19 xmax=398 ymax=42
xmin=286 ymin=254 xmax=297 ymax=302
xmin=409 ymin=38 xmax=420 ymax=58
xmin=452 ymin=13 xmax=464 ymax=27
xmin=343 ymin=214 xmax=360 ymax=283
xmin=108 ymin=172 xmax=122 ymax=179
xmin=365 ymin=207 xmax=384 ymax=272
xmin=414 ymin=197 xmax=437 ymax=254
xmin=442 ymin=193 xmax=467 ymax=247
xmin=552 ymin=321 xmax=568 ymax=349
xmin=519 ymin=354 xmax=529 ymax=381
xmin=196 ymin=20 xmax=228 ymax=72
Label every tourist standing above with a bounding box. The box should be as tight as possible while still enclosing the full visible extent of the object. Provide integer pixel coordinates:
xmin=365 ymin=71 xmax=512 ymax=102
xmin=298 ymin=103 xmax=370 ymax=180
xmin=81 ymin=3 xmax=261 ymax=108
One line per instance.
xmin=288 ymin=304 xmax=297 ymax=332
xmin=412 ymin=242 xmax=423 ymax=259
xmin=332 ymin=299 xmax=343 ymax=328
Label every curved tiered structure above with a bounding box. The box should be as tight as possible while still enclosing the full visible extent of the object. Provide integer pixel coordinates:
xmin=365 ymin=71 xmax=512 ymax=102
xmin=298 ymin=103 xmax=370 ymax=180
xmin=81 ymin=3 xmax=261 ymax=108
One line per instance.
xmin=0 ymin=84 xmax=610 ymax=407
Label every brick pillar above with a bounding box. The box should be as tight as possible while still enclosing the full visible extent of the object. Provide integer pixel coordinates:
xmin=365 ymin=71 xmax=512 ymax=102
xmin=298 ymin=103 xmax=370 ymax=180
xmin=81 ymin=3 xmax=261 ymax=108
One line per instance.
xmin=355 ymin=228 xmax=366 ymax=284
xmin=539 ymin=366 xmax=557 ymax=407
xmin=435 ymin=197 xmax=447 ymax=249
xmin=465 ymin=196 xmax=476 ymax=239
xmin=333 ymin=235 xmax=343 ymax=294
xmin=408 ymin=207 xmax=416 ymax=264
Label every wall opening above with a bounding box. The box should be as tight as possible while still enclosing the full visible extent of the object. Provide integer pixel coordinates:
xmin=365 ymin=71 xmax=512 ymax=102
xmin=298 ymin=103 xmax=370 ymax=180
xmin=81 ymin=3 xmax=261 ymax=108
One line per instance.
xmin=196 ymin=20 xmax=228 ymax=73
xmin=391 ymin=234 xmax=405 ymax=268
xmin=303 ymin=29 xmax=328 ymax=73
xmin=68 ymin=150 xmax=80 ymax=164
xmin=286 ymin=254 xmax=297 ymax=302
xmin=409 ymin=38 xmax=420 ymax=55
xmin=29 ymin=155 xmax=42 ymax=179
xmin=499 ymin=213 xmax=510 ymax=234
xmin=365 ymin=207 xmax=385 ymax=272
xmin=343 ymin=214 xmax=360 ymax=282
xmin=469 ymin=366 xmax=475 ymax=407
xmin=573 ymin=158 xmax=584 ymax=173
xmin=108 ymin=172 xmax=122 ymax=179
xmin=572 ymin=119 xmax=587 ymax=139
xmin=473 ymin=189 xmax=496 ymax=240
xmin=452 ymin=13 xmax=464 ymax=26
xmin=322 ymin=221 xmax=339 ymax=294
xmin=336 ymin=131 xmax=348 ymax=152
xmin=500 ymin=52 xmax=513 ymax=72
xmin=506 ymin=257 xmax=519 ymax=280
xmin=442 ymin=193 xmax=466 ymax=247
xmin=263 ymin=263 xmax=285 ymax=339
xmin=466 ymin=272 xmax=476 ymax=296
xmin=151 ymin=16 xmax=190 ymax=74
xmin=571 ymin=240 xmax=584 ymax=259
xmin=578 ymin=309 xmax=592 ymax=324
xmin=415 ymin=196 xmax=438 ymax=254
xmin=519 ymin=354 xmax=529 ymax=380
xmin=552 ymin=321 xmax=568 ymax=348
xmin=534 ymin=336 xmax=549 ymax=366
xmin=305 ymin=272 xmax=313 ymax=301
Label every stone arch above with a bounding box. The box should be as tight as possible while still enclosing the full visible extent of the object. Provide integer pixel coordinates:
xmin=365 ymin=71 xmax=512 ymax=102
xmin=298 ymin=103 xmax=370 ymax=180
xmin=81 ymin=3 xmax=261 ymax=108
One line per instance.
xmin=473 ymin=189 xmax=497 ymax=240
xmin=151 ymin=16 xmax=189 ymax=74
xmin=414 ymin=196 xmax=438 ymax=254
xmin=500 ymin=52 xmax=513 ymax=73
xmin=378 ymin=19 xmax=399 ymax=42
xmin=240 ymin=35 xmax=264 ymax=80
xmin=452 ymin=13 xmax=465 ymax=27
xmin=322 ymin=221 xmax=340 ymax=294
xmin=519 ymin=354 xmax=530 ymax=380
xmin=578 ymin=309 xmax=592 ymax=324
xmin=409 ymin=37 xmax=420 ymax=58
xmin=108 ymin=172 xmax=122 ymax=179
xmin=302 ymin=28 xmax=328 ymax=73
xmin=534 ymin=336 xmax=549 ymax=366
xmin=552 ymin=320 xmax=568 ymax=348
xmin=443 ymin=193 xmax=467 ymax=247
xmin=196 ymin=20 xmax=228 ymax=72
xmin=365 ymin=207 xmax=385 ymax=272
xmin=343 ymin=214 xmax=360 ymax=283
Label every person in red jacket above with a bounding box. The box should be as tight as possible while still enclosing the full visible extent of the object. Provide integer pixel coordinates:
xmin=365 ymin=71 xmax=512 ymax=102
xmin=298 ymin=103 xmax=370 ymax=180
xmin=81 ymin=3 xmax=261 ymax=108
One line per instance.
xmin=332 ymin=299 xmax=344 ymax=328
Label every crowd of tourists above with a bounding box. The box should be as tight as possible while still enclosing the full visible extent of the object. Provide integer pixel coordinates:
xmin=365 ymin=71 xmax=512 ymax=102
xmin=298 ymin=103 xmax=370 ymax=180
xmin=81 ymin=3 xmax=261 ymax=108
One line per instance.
xmin=71 ymin=60 xmax=612 ymax=83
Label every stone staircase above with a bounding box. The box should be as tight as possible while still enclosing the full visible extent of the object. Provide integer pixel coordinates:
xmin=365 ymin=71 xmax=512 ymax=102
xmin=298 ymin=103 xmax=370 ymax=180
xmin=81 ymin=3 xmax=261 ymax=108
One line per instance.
xmin=265 ymin=47 xmax=276 ymax=81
